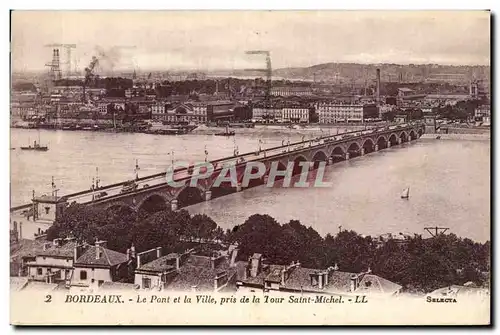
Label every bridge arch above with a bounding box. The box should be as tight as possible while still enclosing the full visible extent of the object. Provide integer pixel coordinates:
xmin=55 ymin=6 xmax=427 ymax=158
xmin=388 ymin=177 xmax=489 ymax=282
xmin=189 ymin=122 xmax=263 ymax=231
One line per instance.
xmin=376 ymin=135 xmax=388 ymax=150
xmin=362 ymin=138 xmax=375 ymax=154
xmin=312 ymin=150 xmax=328 ymax=169
xmin=137 ymin=193 xmax=169 ymax=214
xmin=291 ymin=154 xmax=308 ymax=176
xmin=417 ymin=128 xmax=424 ymax=137
xmin=399 ymin=131 xmax=408 ymax=143
xmin=347 ymin=141 xmax=361 ymax=158
xmin=409 ymin=130 xmax=417 ymax=141
xmin=176 ymin=186 xmax=204 ymax=208
xmin=330 ymin=146 xmax=346 ymax=163
xmin=388 ymin=133 xmax=398 ymax=146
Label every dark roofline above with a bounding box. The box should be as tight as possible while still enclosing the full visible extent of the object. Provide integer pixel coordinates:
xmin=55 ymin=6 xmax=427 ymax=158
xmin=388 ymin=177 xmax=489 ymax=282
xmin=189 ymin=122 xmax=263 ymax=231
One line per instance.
xmin=73 ymin=263 xmax=112 ymax=269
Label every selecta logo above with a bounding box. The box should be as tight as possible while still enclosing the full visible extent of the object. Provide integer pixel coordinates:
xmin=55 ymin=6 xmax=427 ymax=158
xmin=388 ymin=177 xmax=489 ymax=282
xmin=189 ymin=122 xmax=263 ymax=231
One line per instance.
xmin=165 ymin=161 xmax=332 ymax=188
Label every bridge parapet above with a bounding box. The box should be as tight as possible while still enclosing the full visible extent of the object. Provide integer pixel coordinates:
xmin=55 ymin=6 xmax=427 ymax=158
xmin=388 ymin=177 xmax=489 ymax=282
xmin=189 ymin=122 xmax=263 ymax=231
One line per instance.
xmin=11 ymin=123 xmax=425 ymax=219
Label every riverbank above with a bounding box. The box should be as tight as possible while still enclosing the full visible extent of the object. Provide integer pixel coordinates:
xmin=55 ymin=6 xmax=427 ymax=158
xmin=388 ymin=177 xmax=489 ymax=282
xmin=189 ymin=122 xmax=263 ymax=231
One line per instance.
xmin=421 ymin=133 xmax=490 ymax=141
xmin=192 ymin=124 xmax=374 ymax=136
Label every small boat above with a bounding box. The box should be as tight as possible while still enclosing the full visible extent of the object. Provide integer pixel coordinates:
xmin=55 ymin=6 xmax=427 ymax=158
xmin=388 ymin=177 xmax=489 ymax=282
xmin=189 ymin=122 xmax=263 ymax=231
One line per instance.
xmin=215 ymin=125 xmax=235 ymax=137
xmin=82 ymin=126 xmax=93 ymax=131
xmin=20 ymin=132 xmax=48 ymax=151
xmin=436 ymin=135 xmax=441 ymax=139
xmin=21 ymin=141 xmax=48 ymax=151
xmin=401 ymin=187 xmax=410 ymax=199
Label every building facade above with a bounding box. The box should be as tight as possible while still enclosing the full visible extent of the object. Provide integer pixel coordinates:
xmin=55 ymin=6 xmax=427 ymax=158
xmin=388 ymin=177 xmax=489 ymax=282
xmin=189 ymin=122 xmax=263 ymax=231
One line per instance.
xmin=25 ymin=238 xmax=76 ymax=283
xmin=282 ymin=108 xmax=309 ymax=123
xmin=475 ymin=105 xmax=490 ymax=123
xmin=71 ymin=241 xmax=133 ymax=292
xmin=316 ymin=103 xmax=364 ymax=123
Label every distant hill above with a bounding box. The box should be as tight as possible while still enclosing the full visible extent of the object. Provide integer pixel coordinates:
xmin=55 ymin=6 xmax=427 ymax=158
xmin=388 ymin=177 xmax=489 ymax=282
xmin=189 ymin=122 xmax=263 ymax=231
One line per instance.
xmin=273 ymin=62 xmax=490 ymax=84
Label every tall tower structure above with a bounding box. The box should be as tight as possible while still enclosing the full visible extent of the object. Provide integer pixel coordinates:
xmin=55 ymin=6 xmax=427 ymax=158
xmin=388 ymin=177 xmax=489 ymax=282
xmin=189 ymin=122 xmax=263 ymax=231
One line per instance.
xmin=376 ymin=68 xmax=381 ymax=105
xmin=45 ymin=48 xmax=62 ymax=81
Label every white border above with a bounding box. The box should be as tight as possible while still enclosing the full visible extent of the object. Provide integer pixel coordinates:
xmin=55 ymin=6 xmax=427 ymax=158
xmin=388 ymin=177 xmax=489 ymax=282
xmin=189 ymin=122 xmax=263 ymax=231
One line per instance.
xmin=2 ymin=2 xmax=497 ymax=333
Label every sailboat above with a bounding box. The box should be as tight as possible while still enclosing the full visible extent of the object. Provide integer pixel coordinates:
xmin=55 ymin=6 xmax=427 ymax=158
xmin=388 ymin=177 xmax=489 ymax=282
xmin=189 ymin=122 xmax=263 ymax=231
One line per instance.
xmin=20 ymin=131 xmax=48 ymax=151
xmin=401 ymin=187 xmax=410 ymax=199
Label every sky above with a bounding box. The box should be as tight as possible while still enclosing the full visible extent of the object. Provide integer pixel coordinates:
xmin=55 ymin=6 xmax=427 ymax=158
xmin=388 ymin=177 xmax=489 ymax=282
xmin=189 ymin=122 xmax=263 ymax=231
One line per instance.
xmin=11 ymin=10 xmax=491 ymax=73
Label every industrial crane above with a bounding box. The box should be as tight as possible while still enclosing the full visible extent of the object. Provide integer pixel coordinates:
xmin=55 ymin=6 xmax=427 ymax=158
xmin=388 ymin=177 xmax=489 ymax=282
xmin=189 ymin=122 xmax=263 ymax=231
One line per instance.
xmin=44 ymin=43 xmax=77 ymax=77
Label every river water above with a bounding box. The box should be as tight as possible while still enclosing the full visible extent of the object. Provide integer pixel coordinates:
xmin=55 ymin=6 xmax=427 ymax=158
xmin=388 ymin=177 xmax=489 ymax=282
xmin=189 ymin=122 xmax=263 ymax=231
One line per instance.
xmin=10 ymin=128 xmax=490 ymax=242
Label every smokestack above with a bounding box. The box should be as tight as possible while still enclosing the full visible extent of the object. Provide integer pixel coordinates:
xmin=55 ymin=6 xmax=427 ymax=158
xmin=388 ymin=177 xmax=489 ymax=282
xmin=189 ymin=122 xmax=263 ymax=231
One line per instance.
xmin=376 ymin=69 xmax=381 ymax=105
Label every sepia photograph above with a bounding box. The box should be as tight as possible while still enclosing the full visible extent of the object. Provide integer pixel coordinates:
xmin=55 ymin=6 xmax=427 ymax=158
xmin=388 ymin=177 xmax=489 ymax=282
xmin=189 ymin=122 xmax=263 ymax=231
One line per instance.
xmin=8 ymin=9 xmax=491 ymax=326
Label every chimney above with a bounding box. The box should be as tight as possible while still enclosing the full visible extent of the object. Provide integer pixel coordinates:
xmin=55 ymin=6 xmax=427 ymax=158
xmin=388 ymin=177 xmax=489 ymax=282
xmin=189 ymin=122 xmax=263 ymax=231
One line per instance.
xmin=376 ymin=68 xmax=381 ymax=105
xmin=130 ymin=244 xmax=136 ymax=259
xmin=191 ymin=285 xmax=197 ymax=292
xmin=230 ymin=247 xmax=238 ymax=267
xmin=350 ymin=274 xmax=358 ymax=292
xmin=250 ymin=254 xmax=262 ymax=278
xmin=95 ymin=245 xmax=102 ymax=260
xmin=280 ymin=268 xmax=286 ymax=286
xmin=156 ymin=247 xmax=162 ymax=259
xmin=53 ymin=238 xmax=62 ymax=247
xmin=95 ymin=240 xmax=107 ymax=249
xmin=126 ymin=248 xmax=131 ymax=261
xmin=318 ymin=272 xmax=324 ymax=290
xmin=19 ymin=222 xmax=22 ymax=240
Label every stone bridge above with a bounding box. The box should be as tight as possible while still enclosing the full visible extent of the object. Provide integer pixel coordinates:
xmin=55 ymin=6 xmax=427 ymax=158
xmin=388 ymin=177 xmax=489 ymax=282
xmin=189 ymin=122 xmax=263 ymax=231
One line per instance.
xmin=85 ymin=123 xmax=425 ymax=215
xmin=12 ymin=123 xmax=425 ymax=222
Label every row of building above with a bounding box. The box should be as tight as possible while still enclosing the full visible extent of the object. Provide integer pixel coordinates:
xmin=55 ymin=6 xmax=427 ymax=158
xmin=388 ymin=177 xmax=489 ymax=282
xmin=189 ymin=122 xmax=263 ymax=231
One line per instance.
xmin=11 ymin=238 xmax=404 ymax=297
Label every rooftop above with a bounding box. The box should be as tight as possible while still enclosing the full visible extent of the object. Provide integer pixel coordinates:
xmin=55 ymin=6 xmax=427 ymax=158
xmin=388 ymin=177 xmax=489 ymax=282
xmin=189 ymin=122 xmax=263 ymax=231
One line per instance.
xmin=37 ymin=240 xmax=77 ymax=258
xmin=241 ymin=263 xmax=401 ymax=295
xmin=75 ymin=246 xmax=128 ymax=267
xmin=137 ymin=256 xmax=176 ymax=273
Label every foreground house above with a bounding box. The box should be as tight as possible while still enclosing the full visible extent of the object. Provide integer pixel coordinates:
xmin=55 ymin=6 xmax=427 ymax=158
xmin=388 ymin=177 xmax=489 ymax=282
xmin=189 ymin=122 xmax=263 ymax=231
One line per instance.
xmin=70 ymin=240 xmax=135 ymax=292
xmin=25 ymin=238 xmax=77 ymax=283
xmin=134 ymin=245 xmax=239 ymax=292
xmin=235 ymin=253 xmax=402 ymax=297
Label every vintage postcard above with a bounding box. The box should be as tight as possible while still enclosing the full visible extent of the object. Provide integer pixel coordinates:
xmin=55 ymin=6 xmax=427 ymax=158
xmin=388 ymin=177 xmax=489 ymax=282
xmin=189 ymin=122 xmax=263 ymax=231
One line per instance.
xmin=9 ymin=10 xmax=490 ymax=325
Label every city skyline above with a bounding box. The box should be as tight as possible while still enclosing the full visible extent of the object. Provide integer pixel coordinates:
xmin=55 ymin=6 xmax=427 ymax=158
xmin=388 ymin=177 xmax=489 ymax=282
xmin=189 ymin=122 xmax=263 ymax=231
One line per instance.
xmin=11 ymin=10 xmax=490 ymax=73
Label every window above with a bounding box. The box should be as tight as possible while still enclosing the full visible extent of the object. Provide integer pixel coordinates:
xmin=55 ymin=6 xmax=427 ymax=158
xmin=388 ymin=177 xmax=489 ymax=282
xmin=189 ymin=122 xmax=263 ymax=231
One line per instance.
xmin=45 ymin=207 xmax=50 ymax=214
xmin=80 ymin=271 xmax=87 ymax=280
xmin=37 ymin=268 xmax=42 ymax=275
xmin=142 ymin=277 xmax=151 ymax=289
xmin=98 ymin=280 xmax=104 ymax=287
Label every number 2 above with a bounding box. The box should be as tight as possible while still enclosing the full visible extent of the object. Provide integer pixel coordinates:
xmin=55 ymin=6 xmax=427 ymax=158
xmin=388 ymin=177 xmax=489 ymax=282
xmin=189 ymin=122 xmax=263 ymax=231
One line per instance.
xmin=44 ymin=295 xmax=52 ymax=303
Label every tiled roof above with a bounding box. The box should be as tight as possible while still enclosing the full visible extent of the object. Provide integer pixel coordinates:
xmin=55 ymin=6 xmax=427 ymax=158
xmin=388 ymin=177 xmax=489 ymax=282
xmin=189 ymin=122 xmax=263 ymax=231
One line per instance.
xmin=75 ymin=246 xmax=128 ymax=267
xmin=137 ymin=256 xmax=176 ymax=273
xmin=38 ymin=241 xmax=76 ymax=258
xmin=10 ymin=239 xmax=47 ymax=262
xmin=241 ymin=264 xmax=400 ymax=295
xmin=358 ymin=274 xmax=402 ymax=294
xmin=167 ymin=262 xmax=235 ymax=292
